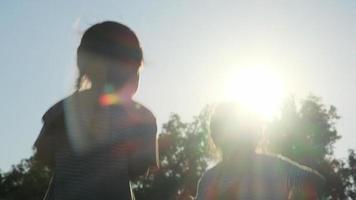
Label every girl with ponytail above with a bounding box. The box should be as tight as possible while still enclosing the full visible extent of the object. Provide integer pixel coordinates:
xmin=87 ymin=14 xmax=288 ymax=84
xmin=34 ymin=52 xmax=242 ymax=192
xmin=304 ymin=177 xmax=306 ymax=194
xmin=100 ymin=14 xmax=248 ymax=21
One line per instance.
xmin=34 ymin=21 xmax=158 ymax=200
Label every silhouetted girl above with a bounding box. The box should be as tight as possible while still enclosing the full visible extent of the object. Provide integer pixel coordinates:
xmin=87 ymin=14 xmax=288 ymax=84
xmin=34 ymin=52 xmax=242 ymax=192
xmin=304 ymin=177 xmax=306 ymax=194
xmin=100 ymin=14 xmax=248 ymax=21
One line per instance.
xmin=34 ymin=21 xmax=158 ymax=200
xmin=196 ymin=102 xmax=325 ymax=200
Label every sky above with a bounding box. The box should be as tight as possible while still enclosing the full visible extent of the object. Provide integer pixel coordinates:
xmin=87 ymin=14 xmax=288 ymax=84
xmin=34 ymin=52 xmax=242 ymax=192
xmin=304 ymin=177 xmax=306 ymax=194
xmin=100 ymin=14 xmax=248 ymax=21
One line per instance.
xmin=1 ymin=0 xmax=356 ymax=171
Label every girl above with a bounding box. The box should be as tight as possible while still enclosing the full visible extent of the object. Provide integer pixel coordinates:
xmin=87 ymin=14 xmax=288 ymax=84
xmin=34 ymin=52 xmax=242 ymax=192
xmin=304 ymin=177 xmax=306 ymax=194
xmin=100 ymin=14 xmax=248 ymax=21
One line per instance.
xmin=34 ymin=21 xmax=158 ymax=200
xmin=196 ymin=102 xmax=324 ymax=200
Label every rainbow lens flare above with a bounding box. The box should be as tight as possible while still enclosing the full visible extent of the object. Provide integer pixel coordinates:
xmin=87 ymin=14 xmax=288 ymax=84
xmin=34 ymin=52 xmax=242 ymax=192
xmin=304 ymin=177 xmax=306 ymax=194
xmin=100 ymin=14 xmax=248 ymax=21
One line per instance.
xmin=99 ymin=93 xmax=121 ymax=106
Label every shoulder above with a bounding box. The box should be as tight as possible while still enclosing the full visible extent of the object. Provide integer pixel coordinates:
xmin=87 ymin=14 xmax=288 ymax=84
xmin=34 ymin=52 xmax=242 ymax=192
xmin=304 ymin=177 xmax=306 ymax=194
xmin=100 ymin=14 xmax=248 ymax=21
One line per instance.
xmin=199 ymin=163 xmax=221 ymax=187
xmin=131 ymin=101 xmax=155 ymax=117
xmin=42 ymin=93 xmax=78 ymax=125
xmin=256 ymin=153 xmax=300 ymax=168
xmin=196 ymin=163 xmax=221 ymax=199
xmin=42 ymin=99 xmax=65 ymax=124
xmin=270 ymin=154 xmax=316 ymax=173
xmin=126 ymin=101 xmax=157 ymax=125
xmin=110 ymin=100 xmax=157 ymax=136
xmin=34 ymin=97 xmax=68 ymax=148
xmin=257 ymin=153 xmax=324 ymax=180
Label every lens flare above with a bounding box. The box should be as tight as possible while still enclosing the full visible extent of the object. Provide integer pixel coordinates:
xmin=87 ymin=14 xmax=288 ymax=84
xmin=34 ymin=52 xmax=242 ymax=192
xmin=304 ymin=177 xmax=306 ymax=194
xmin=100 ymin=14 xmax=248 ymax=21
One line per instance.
xmin=99 ymin=93 xmax=121 ymax=106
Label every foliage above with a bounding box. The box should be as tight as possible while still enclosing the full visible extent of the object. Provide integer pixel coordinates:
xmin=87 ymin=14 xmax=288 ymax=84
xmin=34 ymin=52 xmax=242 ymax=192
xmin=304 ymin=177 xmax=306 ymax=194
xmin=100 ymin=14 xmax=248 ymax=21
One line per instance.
xmin=133 ymin=107 xmax=214 ymax=200
xmin=337 ymin=150 xmax=356 ymax=199
xmin=0 ymin=157 xmax=51 ymax=200
xmin=266 ymin=96 xmax=352 ymax=199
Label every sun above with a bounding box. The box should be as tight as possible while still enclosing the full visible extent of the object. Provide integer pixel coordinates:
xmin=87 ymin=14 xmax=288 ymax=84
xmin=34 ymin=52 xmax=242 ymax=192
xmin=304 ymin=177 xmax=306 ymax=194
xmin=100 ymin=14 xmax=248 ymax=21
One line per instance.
xmin=223 ymin=66 xmax=285 ymax=120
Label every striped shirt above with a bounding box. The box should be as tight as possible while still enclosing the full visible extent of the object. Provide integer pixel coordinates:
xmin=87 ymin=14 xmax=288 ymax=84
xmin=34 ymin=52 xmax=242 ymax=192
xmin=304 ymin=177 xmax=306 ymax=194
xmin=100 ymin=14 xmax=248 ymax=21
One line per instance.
xmin=196 ymin=153 xmax=325 ymax=200
xmin=34 ymin=91 xmax=157 ymax=200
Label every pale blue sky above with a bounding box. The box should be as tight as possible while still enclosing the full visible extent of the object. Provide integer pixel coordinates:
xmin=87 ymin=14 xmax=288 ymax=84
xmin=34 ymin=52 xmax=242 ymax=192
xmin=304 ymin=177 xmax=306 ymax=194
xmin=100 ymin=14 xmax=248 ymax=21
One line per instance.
xmin=1 ymin=0 xmax=356 ymax=171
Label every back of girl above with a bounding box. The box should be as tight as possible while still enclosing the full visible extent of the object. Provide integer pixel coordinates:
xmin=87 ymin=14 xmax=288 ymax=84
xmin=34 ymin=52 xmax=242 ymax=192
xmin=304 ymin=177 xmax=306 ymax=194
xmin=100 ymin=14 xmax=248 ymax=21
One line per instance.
xmin=34 ymin=21 xmax=158 ymax=200
xmin=196 ymin=102 xmax=325 ymax=200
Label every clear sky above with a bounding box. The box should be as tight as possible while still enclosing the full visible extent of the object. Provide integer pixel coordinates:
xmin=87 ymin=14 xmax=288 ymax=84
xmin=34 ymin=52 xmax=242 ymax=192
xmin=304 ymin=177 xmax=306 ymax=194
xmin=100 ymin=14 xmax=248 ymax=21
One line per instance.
xmin=1 ymin=0 xmax=356 ymax=171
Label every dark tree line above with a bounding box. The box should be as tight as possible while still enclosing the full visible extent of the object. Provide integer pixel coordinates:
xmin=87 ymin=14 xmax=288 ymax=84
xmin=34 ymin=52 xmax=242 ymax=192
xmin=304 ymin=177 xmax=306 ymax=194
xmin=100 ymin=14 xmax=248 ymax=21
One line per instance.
xmin=1 ymin=96 xmax=356 ymax=200
xmin=0 ymin=157 xmax=51 ymax=200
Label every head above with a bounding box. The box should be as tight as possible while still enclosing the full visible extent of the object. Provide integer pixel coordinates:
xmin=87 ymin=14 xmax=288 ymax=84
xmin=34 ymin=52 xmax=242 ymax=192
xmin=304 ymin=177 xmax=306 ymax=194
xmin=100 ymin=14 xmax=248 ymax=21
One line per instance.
xmin=76 ymin=21 xmax=143 ymax=97
xmin=210 ymin=102 xmax=263 ymax=157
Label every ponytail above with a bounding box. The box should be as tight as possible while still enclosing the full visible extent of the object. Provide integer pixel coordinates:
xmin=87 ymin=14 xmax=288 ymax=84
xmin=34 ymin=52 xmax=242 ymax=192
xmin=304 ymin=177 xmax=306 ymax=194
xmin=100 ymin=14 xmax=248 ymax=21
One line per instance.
xmin=75 ymin=71 xmax=92 ymax=91
xmin=75 ymin=72 xmax=84 ymax=91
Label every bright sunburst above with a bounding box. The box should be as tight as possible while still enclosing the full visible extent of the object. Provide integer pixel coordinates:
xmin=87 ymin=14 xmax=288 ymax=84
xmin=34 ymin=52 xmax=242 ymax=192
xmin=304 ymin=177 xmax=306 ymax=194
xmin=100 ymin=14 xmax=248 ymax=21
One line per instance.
xmin=223 ymin=66 xmax=285 ymax=120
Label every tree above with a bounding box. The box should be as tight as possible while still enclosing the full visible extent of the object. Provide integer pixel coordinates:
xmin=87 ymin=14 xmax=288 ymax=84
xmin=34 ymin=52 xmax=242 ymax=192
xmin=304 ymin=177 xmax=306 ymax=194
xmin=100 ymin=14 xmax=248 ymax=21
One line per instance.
xmin=0 ymin=157 xmax=51 ymax=200
xmin=340 ymin=150 xmax=356 ymax=199
xmin=134 ymin=108 xmax=214 ymax=200
xmin=266 ymin=96 xmax=347 ymax=199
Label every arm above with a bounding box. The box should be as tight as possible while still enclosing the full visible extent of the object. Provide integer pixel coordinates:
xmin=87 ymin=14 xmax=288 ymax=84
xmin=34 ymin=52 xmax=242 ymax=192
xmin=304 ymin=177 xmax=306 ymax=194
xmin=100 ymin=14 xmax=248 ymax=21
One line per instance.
xmin=127 ymin=107 xmax=158 ymax=179
xmin=128 ymin=124 xmax=158 ymax=179
xmin=33 ymin=101 xmax=64 ymax=170
xmin=33 ymin=117 xmax=56 ymax=170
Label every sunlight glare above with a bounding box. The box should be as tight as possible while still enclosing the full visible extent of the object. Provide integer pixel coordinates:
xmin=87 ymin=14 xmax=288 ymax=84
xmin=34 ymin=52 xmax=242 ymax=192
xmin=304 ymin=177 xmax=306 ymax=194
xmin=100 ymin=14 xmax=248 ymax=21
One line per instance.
xmin=224 ymin=66 xmax=285 ymax=120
